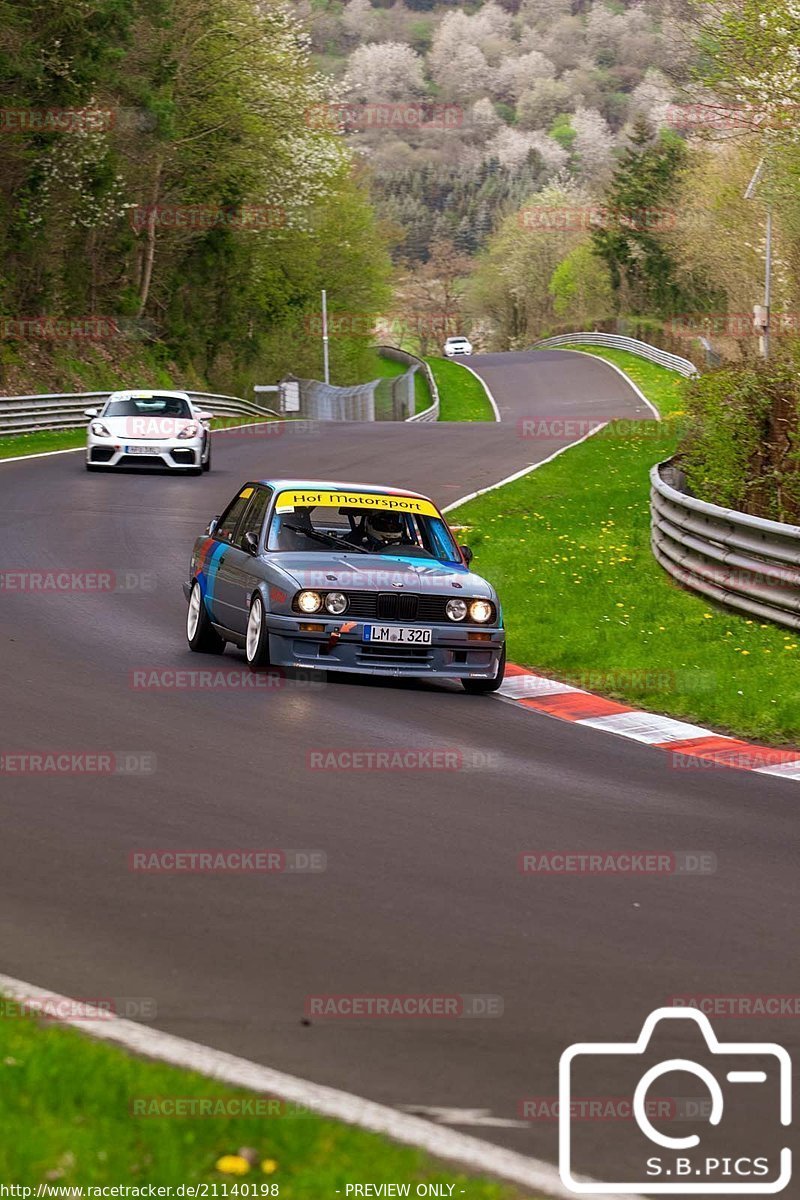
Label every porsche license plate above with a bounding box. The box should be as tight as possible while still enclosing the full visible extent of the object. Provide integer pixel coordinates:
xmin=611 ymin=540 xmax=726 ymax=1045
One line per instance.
xmin=125 ymin=445 xmax=161 ymax=455
xmin=364 ymin=625 xmax=432 ymax=645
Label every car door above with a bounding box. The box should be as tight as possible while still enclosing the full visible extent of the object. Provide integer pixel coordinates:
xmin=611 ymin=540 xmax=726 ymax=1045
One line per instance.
xmin=201 ymin=487 xmax=253 ymax=626
xmin=213 ymin=485 xmax=272 ymax=635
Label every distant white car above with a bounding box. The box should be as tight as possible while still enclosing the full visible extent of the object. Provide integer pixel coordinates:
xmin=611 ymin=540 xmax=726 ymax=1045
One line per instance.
xmin=443 ymin=336 xmax=473 ymax=357
xmin=85 ymin=390 xmax=213 ymax=474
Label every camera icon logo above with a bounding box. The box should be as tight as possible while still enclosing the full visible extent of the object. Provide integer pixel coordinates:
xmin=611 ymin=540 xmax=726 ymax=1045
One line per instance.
xmin=559 ymin=1007 xmax=792 ymax=1194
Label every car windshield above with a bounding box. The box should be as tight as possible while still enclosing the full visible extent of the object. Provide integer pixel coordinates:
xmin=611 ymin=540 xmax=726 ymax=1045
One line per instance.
xmin=266 ymin=490 xmax=461 ymax=563
xmin=104 ymin=396 xmax=192 ymax=418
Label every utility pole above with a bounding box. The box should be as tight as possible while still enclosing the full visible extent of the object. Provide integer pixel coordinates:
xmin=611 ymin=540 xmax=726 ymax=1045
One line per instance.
xmin=321 ymin=288 xmax=330 ymax=384
xmin=744 ymin=159 xmax=771 ymax=359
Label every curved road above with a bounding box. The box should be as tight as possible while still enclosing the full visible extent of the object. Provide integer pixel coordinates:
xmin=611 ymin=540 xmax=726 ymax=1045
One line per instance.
xmin=1 ymin=351 xmax=796 ymax=1190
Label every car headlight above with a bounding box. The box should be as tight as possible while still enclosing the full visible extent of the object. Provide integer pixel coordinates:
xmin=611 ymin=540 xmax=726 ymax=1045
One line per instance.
xmin=446 ymin=598 xmax=468 ymax=621
xmin=324 ymin=592 xmax=348 ymax=615
xmin=297 ymin=590 xmax=322 ymax=614
xmin=90 ymin=421 xmax=111 ymax=437
xmin=177 ymin=423 xmax=199 ymax=439
xmin=469 ymin=599 xmax=493 ymax=623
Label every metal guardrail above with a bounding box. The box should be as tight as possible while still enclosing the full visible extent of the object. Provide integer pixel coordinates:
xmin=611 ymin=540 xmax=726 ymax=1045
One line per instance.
xmin=651 ymin=459 xmax=800 ymax=630
xmin=0 ymin=390 xmax=279 ymax=437
xmin=374 ymin=346 xmax=440 ymax=422
xmin=533 ymin=333 xmax=699 ymax=378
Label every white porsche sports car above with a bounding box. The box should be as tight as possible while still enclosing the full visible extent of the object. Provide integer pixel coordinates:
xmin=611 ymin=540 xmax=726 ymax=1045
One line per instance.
xmin=85 ymin=390 xmax=213 ymax=474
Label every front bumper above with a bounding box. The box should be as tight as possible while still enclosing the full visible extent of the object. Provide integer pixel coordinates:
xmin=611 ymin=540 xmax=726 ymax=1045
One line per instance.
xmin=264 ymin=613 xmax=504 ymax=679
xmin=87 ymin=437 xmax=203 ymax=469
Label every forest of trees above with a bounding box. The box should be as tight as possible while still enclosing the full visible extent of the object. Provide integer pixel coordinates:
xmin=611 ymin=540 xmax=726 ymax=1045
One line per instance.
xmin=302 ymin=0 xmax=693 ymax=263
xmin=0 ymin=0 xmax=392 ymax=391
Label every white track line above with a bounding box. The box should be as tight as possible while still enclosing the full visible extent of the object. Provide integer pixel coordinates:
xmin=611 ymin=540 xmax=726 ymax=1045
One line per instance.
xmin=545 ymin=349 xmax=661 ymax=420
xmin=443 ymin=422 xmax=608 ymax=513
xmin=0 ymin=445 xmax=85 ymax=464
xmin=450 ymin=360 xmax=502 ymax=422
xmin=0 ymin=972 xmax=640 ymax=1200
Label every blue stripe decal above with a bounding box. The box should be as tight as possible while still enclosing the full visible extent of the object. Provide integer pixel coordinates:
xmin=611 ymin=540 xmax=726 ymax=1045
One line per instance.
xmin=199 ymin=542 xmax=227 ymax=614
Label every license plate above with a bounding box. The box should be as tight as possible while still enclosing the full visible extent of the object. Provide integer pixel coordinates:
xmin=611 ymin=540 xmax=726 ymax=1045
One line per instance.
xmin=363 ymin=625 xmax=432 ymax=645
xmin=125 ymin=445 xmax=161 ymax=455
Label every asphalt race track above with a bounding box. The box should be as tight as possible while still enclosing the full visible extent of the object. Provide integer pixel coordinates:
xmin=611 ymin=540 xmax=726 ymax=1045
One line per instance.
xmin=1 ymin=350 xmax=797 ymax=1191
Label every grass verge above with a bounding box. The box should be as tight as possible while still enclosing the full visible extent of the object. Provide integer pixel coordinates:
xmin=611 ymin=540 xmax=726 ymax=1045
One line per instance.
xmin=367 ymin=350 xmax=432 ymax=417
xmin=449 ymin=347 xmax=800 ymax=744
xmin=425 ymin=357 xmax=495 ymax=421
xmin=0 ymin=1008 xmax=535 ymax=1197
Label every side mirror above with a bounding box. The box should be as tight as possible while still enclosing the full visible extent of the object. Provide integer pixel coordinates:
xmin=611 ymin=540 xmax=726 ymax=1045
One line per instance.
xmin=243 ymin=531 xmax=259 ymax=555
xmin=196 ymin=410 xmax=213 ymax=422
xmin=206 ymin=516 xmax=220 ymax=536
xmin=460 ymin=544 xmax=474 ymax=566
xmin=84 ymin=407 xmax=99 ymax=418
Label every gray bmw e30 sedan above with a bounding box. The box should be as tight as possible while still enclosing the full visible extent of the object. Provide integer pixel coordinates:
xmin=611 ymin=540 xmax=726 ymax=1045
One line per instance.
xmin=183 ymin=479 xmax=505 ymax=693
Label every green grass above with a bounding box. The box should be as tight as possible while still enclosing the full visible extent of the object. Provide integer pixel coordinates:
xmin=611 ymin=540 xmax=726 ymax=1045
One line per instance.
xmin=449 ymin=347 xmax=800 ymax=745
xmin=0 ymin=1009 xmax=538 ymax=1197
xmin=366 ymin=350 xmax=432 ymax=417
xmin=425 ymin=357 xmax=495 ymax=422
xmin=0 ymin=416 xmax=281 ymax=461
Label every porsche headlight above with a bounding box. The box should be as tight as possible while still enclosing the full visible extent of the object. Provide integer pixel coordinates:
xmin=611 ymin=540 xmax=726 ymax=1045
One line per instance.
xmin=469 ymin=599 xmax=494 ymax=624
xmin=324 ymin=592 xmax=348 ymax=615
xmin=446 ymin=598 xmax=468 ymax=621
xmin=177 ymin=423 xmax=199 ymax=439
xmin=90 ymin=421 xmax=111 ymax=437
xmin=297 ymin=590 xmax=322 ymax=613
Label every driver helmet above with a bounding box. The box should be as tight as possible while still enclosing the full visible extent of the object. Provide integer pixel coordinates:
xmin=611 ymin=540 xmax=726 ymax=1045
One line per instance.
xmin=365 ymin=511 xmax=405 ymax=545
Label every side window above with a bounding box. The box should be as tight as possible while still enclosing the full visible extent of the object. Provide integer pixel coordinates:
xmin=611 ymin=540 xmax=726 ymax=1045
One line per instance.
xmin=236 ymin=487 xmax=272 ymax=549
xmin=215 ymin=488 xmax=254 ymax=544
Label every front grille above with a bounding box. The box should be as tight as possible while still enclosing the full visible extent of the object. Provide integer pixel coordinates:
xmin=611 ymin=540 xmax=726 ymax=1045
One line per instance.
xmin=292 ymin=589 xmax=494 ymax=625
xmin=376 ymin=592 xmax=418 ymax=620
xmin=90 ymin=446 xmax=115 ymax=463
xmin=170 ymin=448 xmax=196 ymax=465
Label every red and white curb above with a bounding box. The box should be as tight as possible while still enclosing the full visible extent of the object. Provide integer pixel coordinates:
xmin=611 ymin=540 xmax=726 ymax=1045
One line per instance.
xmin=498 ymin=663 xmax=800 ymax=780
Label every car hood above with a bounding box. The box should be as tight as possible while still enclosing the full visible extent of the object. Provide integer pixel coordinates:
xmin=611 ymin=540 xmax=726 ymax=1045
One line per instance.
xmin=95 ymin=415 xmax=197 ymax=440
xmin=269 ymin=552 xmax=495 ymax=598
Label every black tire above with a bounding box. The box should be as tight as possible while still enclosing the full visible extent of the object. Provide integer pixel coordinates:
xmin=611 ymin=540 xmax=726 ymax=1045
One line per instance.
xmin=202 ymin=439 xmax=211 ymax=472
xmin=462 ymin=643 xmax=506 ymax=694
xmin=186 ymin=580 xmax=226 ymax=654
xmin=245 ymin=592 xmax=271 ymax=669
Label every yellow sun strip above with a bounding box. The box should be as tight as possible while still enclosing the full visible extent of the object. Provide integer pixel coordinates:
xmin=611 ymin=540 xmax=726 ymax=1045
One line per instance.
xmin=275 ymin=489 xmax=439 ymax=518
xmin=239 ymin=486 xmax=255 ymax=499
